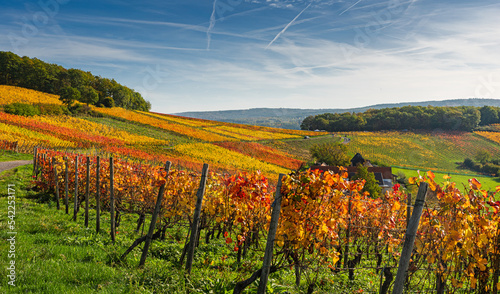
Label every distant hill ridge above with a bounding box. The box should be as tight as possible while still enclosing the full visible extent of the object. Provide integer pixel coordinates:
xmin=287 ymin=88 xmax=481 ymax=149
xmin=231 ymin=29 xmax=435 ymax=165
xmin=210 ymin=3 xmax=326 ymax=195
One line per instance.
xmin=176 ymin=98 xmax=500 ymax=130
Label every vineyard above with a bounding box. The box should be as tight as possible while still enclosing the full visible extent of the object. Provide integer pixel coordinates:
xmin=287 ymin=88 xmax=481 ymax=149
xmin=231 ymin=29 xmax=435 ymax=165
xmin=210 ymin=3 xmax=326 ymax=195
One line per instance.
xmin=1 ymin=85 xmax=500 ymax=183
xmin=0 ymin=85 xmax=62 ymax=105
xmin=9 ymin=147 xmax=495 ymax=293
xmin=2 ymin=85 xmax=500 ymax=292
xmin=341 ymin=131 xmax=500 ymax=177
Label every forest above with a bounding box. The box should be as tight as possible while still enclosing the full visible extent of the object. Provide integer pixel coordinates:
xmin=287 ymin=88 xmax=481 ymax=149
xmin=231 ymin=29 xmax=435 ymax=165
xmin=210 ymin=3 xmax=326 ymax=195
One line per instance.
xmin=0 ymin=51 xmax=150 ymax=111
xmin=301 ymin=105 xmax=500 ymax=132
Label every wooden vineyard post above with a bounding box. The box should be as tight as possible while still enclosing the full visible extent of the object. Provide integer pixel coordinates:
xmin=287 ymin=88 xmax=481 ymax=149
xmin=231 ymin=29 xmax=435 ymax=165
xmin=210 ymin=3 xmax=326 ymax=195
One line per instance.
xmin=73 ymin=156 xmax=79 ymax=221
xmin=33 ymin=147 xmax=38 ymax=176
xmin=257 ymin=174 xmax=285 ymax=294
xmin=110 ymin=157 xmax=115 ymax=243
xmin=64 ymin=156 xmax=69 ymax=214
xmin=139 ymin=161 xmax=171 ymax=267
xmin=407 ymin=193 xmax=412 ymax=229
xmin=185 ymin=163 xmax=209 ymax=274
xmin=53 ymin=157 xmax=60 ymax=210
xmin=392 ymin=182 xmax=428 ymax=294
xmin=96 ymin=156 xmax=101 ymax=233
xmin=85 ymin=156 xmax=90 ymax=228
xmin=42 ymin=154 xmax=47 ymax=191
xmin=344 ymin=193 xmax=353 ymax=270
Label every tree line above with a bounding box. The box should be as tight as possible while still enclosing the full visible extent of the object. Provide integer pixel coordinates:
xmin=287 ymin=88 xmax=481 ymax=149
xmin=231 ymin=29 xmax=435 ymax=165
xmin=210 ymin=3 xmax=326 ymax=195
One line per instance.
xmin=301 ymin=105 xmax=500 ymax=132
xmin=0 ymin=51 xmax=150 ymax=111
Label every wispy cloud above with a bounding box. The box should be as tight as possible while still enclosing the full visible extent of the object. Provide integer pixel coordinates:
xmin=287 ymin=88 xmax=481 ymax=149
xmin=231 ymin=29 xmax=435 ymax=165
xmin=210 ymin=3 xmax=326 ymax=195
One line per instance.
xmin=2 ymin=0 xmax=499 ymax=113
xmin=339 ymin=0 xmax=363 ymax=15
xmin=58 ymin=15 xmax=208 ymax=32
xmin=207 ymin=0 xmax=218 ymax=50
xmin=266 ymin=2 xmax=312 ymax=49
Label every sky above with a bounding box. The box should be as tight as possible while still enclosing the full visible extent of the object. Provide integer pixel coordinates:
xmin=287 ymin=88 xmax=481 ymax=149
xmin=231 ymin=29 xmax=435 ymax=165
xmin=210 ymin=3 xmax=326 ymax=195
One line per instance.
xmin=1 ymin=0 xmax=500 ymax=114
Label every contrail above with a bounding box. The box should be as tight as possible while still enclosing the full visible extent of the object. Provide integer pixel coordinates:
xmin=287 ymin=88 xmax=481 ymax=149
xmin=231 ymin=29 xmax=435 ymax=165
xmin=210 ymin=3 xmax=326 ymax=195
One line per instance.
xmin=207 ymin=0 xmax=217 ymax=50
xmin=266 ymin=2 xmax=312 ymax=49
xmin=339 ymin=0 xmax=363 ymax=16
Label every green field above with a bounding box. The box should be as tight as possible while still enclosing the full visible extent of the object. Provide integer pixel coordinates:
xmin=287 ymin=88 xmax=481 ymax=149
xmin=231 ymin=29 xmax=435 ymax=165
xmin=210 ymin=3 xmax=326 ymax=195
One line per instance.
xmin=393 ymin=167 xmax=500 ymax=193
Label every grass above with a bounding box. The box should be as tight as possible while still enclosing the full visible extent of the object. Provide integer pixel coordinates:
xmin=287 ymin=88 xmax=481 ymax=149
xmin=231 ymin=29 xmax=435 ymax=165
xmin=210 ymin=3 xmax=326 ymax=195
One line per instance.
xmin=393 ymin=167 xmax=500 ymax=193
xmin=0 ymin=150 xmax=32 ymax=162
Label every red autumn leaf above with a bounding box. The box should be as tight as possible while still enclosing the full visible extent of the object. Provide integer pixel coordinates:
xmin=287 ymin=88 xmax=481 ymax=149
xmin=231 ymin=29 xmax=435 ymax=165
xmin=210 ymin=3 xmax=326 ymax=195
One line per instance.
xmin=469 ymin=178 xmax=482 ymax=190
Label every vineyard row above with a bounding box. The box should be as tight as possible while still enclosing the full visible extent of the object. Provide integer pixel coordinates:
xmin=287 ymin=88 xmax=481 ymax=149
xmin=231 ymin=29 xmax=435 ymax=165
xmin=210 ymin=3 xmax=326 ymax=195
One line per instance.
xmin=31 ymin=147 xmax=500 ymax=293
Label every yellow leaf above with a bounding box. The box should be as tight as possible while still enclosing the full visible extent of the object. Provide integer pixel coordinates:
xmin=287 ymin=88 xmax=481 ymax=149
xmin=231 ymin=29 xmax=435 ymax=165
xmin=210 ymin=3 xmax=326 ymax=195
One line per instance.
xmin=321 ymin=223 xmax=329 ymax=234
xmin=479 ymin=233 xmax=489 ymax=246
xmin=427 ymin=170 xmax=435 ymax=180
xmin=471 ymin=277 xmax=477 ymax=289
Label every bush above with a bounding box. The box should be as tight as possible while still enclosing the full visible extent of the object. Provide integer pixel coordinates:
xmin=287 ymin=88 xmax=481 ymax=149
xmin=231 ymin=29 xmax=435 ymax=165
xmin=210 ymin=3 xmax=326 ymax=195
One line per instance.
xmin=352 ymin=164 xmax=381 ymax=198
xmin=103 ymin=97 xmax=115 ymax=108
xmin=475 ymin=151 xmax=491 ymax=165
xmin=69 ymin=104 xmax=92 ymax=115
xmin=482 ymin=163 xmax=500 ymax=176
xmin=36 ymin=103 xmax=69 ymax=115
xmin=310 ymin=142 xmax=349 ymax=166
xmin=4 ymin=103 xmax=40 ymax=116
xmin=463 ymin=158 xmax=475 ymax=169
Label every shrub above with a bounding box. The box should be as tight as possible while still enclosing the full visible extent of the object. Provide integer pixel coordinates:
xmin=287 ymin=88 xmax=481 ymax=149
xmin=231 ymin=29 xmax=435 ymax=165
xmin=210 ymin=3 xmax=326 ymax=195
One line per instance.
xmin=352 ymin=164 xmax=381 ymax=198
xmin=482 ymin=163 xmax=500 ymax=176
xmin=103 ymin=97 xmax=115 ymax=108
xmin=310 ymin=142 xmax=349 ymax=166
xmin=36 ymin=103 xmax=70 ymax=115
xmin=463 ymin=158 xmax=475 ymax=169
xmin=4 ymin=103 xmax=40 ymax=116
xmin=69 ymin=104 xmax=92 ymax=115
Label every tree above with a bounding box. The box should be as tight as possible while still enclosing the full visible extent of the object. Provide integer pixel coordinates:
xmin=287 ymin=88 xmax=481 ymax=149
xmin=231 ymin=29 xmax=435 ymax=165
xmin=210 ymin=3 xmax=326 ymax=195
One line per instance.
xmin=479 ymin=106 xmax=500 ymax=126
xmin=103 ymin=96 xmax=115 ymax=108
xmin=79 ymin=86 xmax=99 ymax=106
xmin=475 ymin=151 xmax=491 ymax=165
xmin=352 ymin=164 xmax=381 ymax=198
xmin=310 ymin=142 xmax=349 ymax=166
xmin=59 ymin=86 xmax=81 ymax=107
xmin=301 ymin=116 xmax=315 ymax=130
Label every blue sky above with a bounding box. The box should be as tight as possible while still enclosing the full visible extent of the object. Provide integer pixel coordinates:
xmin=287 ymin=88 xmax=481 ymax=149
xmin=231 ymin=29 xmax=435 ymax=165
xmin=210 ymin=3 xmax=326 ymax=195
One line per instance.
xmin=1 ymin=0 xmax=500 ymax=113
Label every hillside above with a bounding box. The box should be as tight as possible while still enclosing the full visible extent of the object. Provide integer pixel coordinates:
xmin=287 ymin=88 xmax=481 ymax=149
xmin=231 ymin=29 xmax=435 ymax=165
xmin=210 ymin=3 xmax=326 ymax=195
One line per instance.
xmin=1 ymin=85 xmax=499 ymax=188
xmin=0 ymin=51 xmax=150 ymax=111
xmin=0 ymin=86 xmax=323 ymax=179
xmin=177 ymin=98 xmax=500 ymax=129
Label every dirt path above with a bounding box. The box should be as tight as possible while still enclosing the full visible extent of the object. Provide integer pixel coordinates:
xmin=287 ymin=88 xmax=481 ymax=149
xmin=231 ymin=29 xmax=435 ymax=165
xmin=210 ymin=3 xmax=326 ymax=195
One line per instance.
xmin=0 ymin=160 xmax=32 ymax=173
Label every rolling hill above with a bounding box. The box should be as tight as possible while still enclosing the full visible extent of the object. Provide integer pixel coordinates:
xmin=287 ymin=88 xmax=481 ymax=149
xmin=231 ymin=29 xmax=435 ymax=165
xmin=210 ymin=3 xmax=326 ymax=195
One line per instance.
xmin=176 ymin=98 xmax=500 ymax=129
